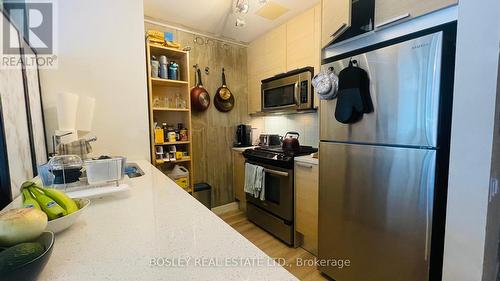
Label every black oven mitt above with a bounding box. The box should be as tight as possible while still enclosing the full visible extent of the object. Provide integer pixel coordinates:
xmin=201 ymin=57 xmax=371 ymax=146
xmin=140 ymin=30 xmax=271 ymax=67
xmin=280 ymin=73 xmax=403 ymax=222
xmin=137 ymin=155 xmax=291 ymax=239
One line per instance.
xmin=335 ymin=60 xmax=373 ymax=124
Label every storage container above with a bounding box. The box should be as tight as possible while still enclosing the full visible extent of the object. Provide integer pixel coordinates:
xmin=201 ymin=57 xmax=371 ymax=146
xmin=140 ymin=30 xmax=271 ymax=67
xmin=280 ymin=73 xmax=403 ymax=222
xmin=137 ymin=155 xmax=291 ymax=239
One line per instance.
xmin=166 ymin=165 xmax=189 ymax=190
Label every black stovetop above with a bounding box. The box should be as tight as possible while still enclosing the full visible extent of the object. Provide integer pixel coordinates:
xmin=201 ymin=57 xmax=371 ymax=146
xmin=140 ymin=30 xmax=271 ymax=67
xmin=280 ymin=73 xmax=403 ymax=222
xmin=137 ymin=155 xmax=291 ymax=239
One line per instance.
xmin=243 ymin=145 xmax=318 ymax=169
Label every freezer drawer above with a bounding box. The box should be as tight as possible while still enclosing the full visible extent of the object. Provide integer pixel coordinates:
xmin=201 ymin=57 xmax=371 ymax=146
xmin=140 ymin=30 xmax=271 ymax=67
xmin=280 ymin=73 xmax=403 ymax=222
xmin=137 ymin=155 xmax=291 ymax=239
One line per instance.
xmin=320 ymin=32 xmax=443 ymax=147
xmin=318 ymin=142 xmax=435 ymax=281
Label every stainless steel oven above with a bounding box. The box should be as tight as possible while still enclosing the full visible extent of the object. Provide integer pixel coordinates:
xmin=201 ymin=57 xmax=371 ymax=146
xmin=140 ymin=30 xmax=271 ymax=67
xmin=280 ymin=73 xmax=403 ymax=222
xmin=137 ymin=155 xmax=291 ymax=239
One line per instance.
xmin=261 ymin=67 xmax=314 ymax=113
xmin=245 ymin=160 xmax=294 ymax=245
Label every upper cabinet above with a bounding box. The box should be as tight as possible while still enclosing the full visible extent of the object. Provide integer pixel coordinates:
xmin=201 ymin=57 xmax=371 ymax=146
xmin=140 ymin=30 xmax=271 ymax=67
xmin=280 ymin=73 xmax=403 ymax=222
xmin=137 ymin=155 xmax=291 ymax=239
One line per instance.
xmin=247 ymin=25 xmax=286 ymax=114
xmin=247 ymin=6 xmax=321 ymax=114
xmin=286 ymin=8 xmax=317 ymax=72
xmin=375 ymin=0 xmax=458 ymax=28
xmin=321 ymin=0 xmax=351 ymax=49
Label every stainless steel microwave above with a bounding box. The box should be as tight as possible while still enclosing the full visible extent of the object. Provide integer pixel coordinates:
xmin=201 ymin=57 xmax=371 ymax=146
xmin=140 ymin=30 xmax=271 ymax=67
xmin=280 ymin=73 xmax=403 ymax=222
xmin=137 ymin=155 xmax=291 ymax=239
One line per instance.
xmin=261 ymin=67 xmax=314 ymax=112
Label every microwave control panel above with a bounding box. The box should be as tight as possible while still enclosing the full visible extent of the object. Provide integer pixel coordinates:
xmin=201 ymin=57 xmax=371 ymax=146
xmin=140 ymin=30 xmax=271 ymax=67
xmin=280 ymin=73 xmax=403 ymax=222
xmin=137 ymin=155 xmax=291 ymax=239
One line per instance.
xmin=300 ymin=80 xmax=308 ymax=104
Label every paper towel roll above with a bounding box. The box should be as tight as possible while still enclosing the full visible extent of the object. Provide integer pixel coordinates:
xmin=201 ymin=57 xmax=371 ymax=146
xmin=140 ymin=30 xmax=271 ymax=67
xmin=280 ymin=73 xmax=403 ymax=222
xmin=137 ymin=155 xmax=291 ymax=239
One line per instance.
xmin=76 ymin=96 xmax=95 ymax=132
xmin=57 ymin=92 xmax=79 ymax=131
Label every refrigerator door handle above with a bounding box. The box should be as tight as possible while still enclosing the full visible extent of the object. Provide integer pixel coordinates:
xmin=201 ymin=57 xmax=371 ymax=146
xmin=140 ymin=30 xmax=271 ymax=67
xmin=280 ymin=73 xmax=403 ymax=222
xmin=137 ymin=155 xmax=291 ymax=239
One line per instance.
xmin=423 ymin=151 xmax=436 ymax=261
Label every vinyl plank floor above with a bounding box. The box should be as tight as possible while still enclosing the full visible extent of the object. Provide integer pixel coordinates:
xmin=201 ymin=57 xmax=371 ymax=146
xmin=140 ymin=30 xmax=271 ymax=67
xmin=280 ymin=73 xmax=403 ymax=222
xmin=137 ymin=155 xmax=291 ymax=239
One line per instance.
xmin=218 ymin=209 xmax=329 ymax=281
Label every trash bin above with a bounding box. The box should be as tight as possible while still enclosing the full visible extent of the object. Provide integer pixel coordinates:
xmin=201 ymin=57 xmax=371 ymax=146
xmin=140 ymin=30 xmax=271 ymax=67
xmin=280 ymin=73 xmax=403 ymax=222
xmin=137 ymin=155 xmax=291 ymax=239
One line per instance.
xmin=193 ymin=183 xmax=211 ymax=209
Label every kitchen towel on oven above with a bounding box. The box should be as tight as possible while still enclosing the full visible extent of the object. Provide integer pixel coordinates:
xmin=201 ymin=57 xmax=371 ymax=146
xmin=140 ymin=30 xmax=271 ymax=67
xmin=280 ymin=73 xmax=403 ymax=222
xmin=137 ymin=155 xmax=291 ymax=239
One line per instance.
xmin=244 ymin=163 xmax=265 ymax=200
xmin=335 ymin=60 xmax=373 ymax=124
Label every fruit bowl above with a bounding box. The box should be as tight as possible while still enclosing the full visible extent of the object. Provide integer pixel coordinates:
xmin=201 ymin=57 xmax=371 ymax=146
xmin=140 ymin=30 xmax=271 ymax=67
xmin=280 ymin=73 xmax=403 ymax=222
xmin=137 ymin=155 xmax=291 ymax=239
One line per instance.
xmin=1 ymin=231 xmax=55 ymax=281
xmin=46 ymin=198 xmax=90 ymax=233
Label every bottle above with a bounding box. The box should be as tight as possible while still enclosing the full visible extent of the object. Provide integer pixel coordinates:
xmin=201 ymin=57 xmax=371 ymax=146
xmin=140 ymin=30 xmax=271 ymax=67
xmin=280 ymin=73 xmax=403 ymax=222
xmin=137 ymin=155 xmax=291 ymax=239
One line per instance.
xmin=180 ymin=127 xmax=188 ymax=141
xmin=162 ymin=123 xmax=168 ymax=143
xmin=168 ymin=61 xmax=179 ymax=80
xmin=159 ymin=56 xmax=168 ymax=79
xmin=154 ymin=123 xmax=164 ymax=144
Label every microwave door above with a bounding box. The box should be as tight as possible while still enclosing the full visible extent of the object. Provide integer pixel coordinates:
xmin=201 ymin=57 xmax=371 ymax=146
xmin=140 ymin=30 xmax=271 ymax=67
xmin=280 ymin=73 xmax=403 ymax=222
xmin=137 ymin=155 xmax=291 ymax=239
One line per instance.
xmin=262 ymin=83 xmax=299 ymax=111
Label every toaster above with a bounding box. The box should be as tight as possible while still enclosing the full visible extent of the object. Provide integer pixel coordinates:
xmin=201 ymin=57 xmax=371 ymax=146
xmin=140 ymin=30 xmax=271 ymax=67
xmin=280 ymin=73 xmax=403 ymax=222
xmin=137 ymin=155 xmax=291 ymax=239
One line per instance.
xmin=259 ymin=134 xmax=281 ymax=147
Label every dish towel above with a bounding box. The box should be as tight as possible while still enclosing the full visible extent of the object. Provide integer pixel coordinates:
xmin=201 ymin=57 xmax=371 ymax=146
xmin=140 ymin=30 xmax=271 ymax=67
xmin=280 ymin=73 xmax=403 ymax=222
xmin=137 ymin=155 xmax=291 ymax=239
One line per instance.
xmin=244 ymin=163 xmax=257 ymax=195
xmin=254 ymin=166 xmax=265 ymax=201
xmin=57 ymin=139 xmax=93 ymax=160
xmin=244 ymin=163 xmax=266 ymax=200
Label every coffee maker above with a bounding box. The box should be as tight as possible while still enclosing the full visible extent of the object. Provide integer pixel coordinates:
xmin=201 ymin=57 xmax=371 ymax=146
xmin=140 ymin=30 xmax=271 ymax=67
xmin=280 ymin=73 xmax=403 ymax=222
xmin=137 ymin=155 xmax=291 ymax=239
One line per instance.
xmin=235 ymin=124 xmax=252 ymax=147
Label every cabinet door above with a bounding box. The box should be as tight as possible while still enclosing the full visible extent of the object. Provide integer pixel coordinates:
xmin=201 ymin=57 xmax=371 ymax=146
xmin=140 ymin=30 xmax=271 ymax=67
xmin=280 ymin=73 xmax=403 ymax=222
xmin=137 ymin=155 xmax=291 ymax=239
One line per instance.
xmin=295 ymin=161 xmax=319 ymax=255
xmin=232 ymin=151 xmax=246 ymax=210
xmin=321 ymin=0 xmax=351 ymax=48
xmin=286 ymin=7 xmax=315 ymax=72
xmin=247 ymin=25 xmax=286 ymax=114
xmin=375 ymin=0 xmax=457 ymax=28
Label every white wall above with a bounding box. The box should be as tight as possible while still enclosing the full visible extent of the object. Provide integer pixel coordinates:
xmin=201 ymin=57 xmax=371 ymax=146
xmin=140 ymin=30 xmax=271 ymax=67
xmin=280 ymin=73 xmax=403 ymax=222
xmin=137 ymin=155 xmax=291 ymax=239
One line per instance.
xmin=442 ymin=0 xmax=500 ymax=280
xmin=40 ymin=0 xmax=149 ymax=161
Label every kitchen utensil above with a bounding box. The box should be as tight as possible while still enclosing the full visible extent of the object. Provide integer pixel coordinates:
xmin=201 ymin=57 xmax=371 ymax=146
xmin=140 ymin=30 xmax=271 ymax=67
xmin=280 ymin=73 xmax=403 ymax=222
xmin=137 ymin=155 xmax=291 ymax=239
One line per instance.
xmin=312 ymin=67 xmax=338 ymax=100
xmin=46 ymin=198 xmax=90 ymax=233
xmin=282 ymin=132 xmax=300 ymax=153
xmin=1 ymin=231 xmax=55 ymax=281
xmin=214 ymin=68 xmax=235 ymax=112
xmin=190 ymin=66 xmax=211 ymax=112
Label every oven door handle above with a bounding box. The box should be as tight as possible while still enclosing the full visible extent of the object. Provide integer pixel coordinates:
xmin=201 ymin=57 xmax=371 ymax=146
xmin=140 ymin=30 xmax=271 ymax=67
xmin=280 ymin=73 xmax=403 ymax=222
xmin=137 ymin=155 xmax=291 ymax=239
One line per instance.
xmin=264 ymin=168 xmax=289 ymax=177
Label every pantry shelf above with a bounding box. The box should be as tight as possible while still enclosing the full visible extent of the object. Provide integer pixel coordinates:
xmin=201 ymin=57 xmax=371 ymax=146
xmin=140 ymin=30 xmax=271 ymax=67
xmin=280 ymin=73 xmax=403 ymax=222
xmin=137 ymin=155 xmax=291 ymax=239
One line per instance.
xmin=153 ymin=107 xmax=190 ymax=112
xmin=146 ymin=39 xmax=194 ymax=194
xmin=151 ymin=78 xmax=188 ymax=87
xmin=154 ymin=141 xmax=191 ymax=145
xmin=155 ymin=158 xmax=191 ymax=165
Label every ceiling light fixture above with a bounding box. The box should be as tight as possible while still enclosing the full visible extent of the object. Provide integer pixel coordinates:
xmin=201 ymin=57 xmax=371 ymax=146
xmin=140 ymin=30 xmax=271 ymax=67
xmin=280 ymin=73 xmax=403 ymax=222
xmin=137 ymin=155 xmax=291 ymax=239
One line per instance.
xmin=235 ymin=0 xmax=249 ymax=14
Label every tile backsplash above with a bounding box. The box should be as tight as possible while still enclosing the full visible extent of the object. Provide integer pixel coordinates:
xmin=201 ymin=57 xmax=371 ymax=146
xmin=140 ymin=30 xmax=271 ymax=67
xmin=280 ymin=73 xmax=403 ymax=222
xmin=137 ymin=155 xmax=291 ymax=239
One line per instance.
xmin=249 ymin=113 xmax=319 ymax=147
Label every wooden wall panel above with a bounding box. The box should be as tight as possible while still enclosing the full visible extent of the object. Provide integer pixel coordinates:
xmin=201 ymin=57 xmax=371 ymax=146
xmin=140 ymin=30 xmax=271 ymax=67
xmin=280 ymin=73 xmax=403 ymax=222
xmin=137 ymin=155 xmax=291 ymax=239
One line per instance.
xmin=145 ymin=22 xmax=249 ymax=207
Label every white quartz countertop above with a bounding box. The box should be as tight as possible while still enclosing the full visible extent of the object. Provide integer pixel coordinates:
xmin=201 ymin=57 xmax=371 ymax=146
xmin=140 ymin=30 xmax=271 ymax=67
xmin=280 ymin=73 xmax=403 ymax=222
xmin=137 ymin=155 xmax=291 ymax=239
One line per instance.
xmin=294 ymin=154 xmax=319 ymax=165
xmin=4 ymin=160 xmax=296 ymax=281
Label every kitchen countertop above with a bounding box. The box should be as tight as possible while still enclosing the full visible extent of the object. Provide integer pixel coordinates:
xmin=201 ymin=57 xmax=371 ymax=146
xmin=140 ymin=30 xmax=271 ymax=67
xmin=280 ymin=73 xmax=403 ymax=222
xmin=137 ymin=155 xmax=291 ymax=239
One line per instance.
xmin=3 ymin=160 xmax=297 ymax=281
xmin=294 ymin=154 xmax=319 ymax=165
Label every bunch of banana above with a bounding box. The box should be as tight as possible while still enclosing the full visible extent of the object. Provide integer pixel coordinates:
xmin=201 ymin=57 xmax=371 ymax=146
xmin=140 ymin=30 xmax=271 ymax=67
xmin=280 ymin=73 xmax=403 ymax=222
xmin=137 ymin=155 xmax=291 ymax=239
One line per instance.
xmin=20 ymin=181 xmax=79 ymax=221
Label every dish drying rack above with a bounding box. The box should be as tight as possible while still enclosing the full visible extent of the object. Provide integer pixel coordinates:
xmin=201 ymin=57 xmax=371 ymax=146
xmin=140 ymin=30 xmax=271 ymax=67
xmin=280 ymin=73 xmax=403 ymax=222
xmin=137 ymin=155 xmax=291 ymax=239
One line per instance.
xmin=45 ymin=155 xmax=130 ymax=199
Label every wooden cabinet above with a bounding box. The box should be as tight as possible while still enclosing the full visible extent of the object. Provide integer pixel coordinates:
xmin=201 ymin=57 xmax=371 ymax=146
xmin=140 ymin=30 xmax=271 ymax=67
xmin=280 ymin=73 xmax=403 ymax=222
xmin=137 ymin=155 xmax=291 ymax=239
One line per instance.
xmin=286 ymin=8 xmax=316 ymax=72
xmin=232 ymin=150 xmax=246 ymax=210
xmin=247 ymin=25 xmax=286 ymax=114
xmin=321 ymin=0 xmax=351 ymax=48
xmin=247 ymin=5 xmax=321 ymax=114
xmin=375 ymin=0 xmax=457 ymax=28
xmin=295 ymin=160 xmax=319 ymax=256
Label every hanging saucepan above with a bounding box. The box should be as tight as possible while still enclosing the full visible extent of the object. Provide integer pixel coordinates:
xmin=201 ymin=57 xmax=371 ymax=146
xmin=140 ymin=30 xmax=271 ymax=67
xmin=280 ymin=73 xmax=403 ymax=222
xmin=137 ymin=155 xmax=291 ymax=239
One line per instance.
xmin=190 ymin=65 xmax=211 ymax=112
xmin=214 ymin=67 xmax=235 ymax=112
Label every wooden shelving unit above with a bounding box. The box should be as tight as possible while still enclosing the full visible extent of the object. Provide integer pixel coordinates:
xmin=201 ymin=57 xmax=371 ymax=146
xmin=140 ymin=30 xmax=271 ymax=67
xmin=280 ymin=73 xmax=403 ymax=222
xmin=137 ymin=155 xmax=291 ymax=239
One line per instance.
xmin=146 ymin=40 xmax=194 ymax=193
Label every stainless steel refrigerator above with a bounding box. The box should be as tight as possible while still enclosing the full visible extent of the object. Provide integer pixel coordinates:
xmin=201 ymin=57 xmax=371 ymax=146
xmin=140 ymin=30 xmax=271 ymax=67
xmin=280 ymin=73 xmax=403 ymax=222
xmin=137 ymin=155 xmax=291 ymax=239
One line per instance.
xmin=318 ymin=23 xmax=456 ymax=281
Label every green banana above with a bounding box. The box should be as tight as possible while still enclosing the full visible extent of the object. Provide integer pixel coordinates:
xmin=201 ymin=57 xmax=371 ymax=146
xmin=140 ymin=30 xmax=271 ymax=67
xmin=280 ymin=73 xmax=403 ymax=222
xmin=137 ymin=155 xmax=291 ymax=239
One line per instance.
xmin=21 ymin=181 xmax=35 ymax=190
xmin=29 ymin=187 xmax=66 ymax=220
xmin=21 ymin=189 xmax=41 ymax=210
xmin=38 ymin=188 xmax=79 ymax=214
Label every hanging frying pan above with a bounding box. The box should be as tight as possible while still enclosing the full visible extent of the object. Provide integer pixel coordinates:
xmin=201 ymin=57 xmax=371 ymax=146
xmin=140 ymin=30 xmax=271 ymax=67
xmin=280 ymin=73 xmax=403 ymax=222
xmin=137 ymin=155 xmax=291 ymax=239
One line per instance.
xmin=214 ymin=68 xmax=235 ymax=112
xmin=190 ymin=66 xmax=210 ymax=112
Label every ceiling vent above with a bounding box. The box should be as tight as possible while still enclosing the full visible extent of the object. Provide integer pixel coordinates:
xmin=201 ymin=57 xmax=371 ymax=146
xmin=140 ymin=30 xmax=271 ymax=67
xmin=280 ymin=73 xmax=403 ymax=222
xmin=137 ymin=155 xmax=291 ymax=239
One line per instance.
xmin=255 ymin=1 xmax=289 ymax=21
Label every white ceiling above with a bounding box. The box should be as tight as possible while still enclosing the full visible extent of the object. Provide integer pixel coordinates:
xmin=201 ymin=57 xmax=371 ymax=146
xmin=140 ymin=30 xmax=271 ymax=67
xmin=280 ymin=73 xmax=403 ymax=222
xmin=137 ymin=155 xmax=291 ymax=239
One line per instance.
xmin=143 ymin=0 xmax=320 ymax=44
